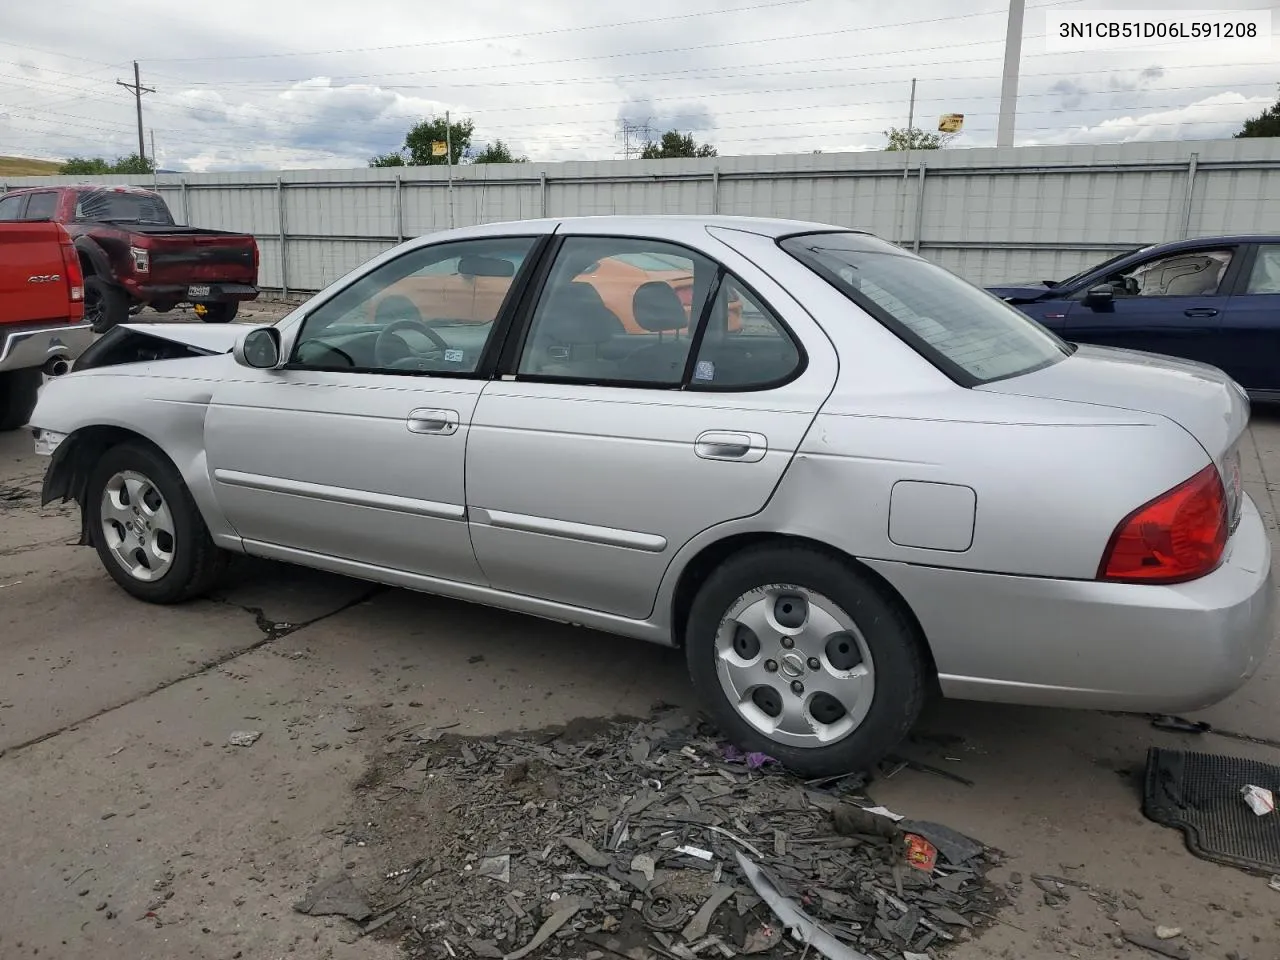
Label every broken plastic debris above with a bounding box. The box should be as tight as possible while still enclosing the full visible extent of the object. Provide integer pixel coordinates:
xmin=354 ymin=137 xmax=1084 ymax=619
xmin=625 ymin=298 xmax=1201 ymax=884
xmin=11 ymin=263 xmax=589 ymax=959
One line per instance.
xmin=504 ymin=896 xmax=582 ymax=959
xmin=228 ymin=731 xmax=262 ymax=747
xmin=561 ymin=836 xmax=611 ymax=869
xmin=475 ymin=855 xmax=511 ymax=884
xmin=681 ymin=885 xmax=735 ymax=942
xmin=734 ymin=851 xmax=873 ymax=960
xmin=292 ymin=873 xmax=371 ymax=921
xmin=1155 ymin=926 xmax=1182 ymax=940
xmin=674 ymin=845 xmax=713 ymax=862
xmin=1269 ymin=875 xmax=1280 ymax=893
xmin=630 ymin=853 xmax=656 ymax=882
xmin=861 ymin=805 xmax=904 ymax=822
xmin=1241 ymin=784 xmax=1275 ymax=816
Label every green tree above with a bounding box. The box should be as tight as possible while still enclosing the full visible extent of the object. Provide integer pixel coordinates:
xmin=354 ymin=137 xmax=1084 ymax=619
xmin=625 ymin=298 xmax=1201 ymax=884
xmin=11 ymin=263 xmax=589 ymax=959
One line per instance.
xmin=640 ymin=130 xmax=717 ymax=159
xmin=369 ymin=151 xmax=406 ymax=167
xmin=1235 ymin=94 xmax=1280 ymax=137
xmin=59 ymin=157 xmax=112 ymax=174
xmin=110 ymin=152 xmax=155 ymax=174
xmin=404 ymin=115 xmax=474 ymax=165
xmin=58 ymin=154 xmax=155 ymax=174
xmin=472 ymin=139 xmax=527 ymax=164
xmin=884 ymin=126 xmax=951 ymax=150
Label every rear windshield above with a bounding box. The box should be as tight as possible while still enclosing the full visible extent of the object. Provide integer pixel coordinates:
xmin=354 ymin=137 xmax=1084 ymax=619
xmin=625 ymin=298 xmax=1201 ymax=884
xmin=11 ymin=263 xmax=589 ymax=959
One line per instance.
xmin=781 ymin=232 xmax=1070 ymax=385
xmin=74 ymin=190 xmax=173 ymax=225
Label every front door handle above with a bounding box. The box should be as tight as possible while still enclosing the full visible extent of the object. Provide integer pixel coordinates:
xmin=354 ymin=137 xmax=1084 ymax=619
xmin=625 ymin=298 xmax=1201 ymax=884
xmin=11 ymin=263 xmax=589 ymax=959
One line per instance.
xmin=407 ymin=408 xmax=459 ymax=435
xmin=1184 ymin=307 xmax=1219 ymax=318
xmin=695 ymin=431 xmax=767 ymax=462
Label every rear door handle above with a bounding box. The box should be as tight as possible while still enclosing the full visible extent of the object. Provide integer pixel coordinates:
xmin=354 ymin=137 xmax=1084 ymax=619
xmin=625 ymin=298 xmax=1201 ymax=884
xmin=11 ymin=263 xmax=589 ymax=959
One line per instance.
xmin=407 ymin=408 xmax=459 ymax=435
xmin=1184 ymin=308 xmax=1219 ymax=318
xmin=695 ymin=431 xmax=767 ymax=462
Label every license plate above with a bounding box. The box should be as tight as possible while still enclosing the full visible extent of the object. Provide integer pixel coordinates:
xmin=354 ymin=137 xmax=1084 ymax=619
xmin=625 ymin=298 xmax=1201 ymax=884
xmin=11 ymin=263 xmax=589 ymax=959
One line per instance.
xmin=188 ymin=285 xmax=211 ymax=298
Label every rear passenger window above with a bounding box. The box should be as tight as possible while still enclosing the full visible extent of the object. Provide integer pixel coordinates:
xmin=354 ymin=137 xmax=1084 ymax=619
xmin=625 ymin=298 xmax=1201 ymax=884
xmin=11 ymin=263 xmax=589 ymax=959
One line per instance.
xmin=689 ymin=276 xmax=802 ymax=389
xmin=517 ymin=236 xmax=716 ymax=385
xmin=23 ymin=192 xmax=57 ymax=220
xmin=0 ymin=195 xmax=23 ymax=220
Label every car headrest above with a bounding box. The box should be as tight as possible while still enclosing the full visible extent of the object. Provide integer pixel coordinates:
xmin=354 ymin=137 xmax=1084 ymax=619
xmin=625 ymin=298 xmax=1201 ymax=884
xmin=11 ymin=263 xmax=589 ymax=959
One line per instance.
xmin=633 ymin=281 xmax=689 ymax=333
xmin=539 ymin=282 xmax=621 ymax=345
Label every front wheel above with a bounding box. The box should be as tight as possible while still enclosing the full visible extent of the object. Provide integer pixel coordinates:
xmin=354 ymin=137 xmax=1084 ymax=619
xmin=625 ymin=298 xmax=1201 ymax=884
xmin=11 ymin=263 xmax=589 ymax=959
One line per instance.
xmin=198 ymin=301 xmax=238 ymax=323
xmin=86 ymin=442 xmax=228 ymax=603
xmin=0 ymin=369 xmax=41 ymax=432
xmin=686 ymin=545 xmax=927 ymax=777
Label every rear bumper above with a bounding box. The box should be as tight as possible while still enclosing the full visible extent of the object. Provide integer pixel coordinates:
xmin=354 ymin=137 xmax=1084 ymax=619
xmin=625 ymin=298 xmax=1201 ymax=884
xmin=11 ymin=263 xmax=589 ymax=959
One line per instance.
xmin=123 ymin=281 xmax=260 ymax=304
xmin=0 ymin=323 xmax=96 ymax=374
xmin=866 ymin=493 xmax=1275 ymax=712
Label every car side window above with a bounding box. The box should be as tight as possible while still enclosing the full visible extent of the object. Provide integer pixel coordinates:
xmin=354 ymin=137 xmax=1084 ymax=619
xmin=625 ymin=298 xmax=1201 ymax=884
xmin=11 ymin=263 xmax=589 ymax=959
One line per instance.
xmin=290 ymin=237 xmax=537 ymax=375
xmin=517 ymin=237 xmax=716 ymax=385
xmin=0 ymin=195 xmax=24 ymax=220
xmin=23 ymin=192 xmax=57 ymax=220
xmin=689 ymin=276 xmax=802 ymax=389
xmin=1244 ymin=246 xmax=1280 ymax=295
xmin=1107 ymin=249 xmax=1233 ymax=298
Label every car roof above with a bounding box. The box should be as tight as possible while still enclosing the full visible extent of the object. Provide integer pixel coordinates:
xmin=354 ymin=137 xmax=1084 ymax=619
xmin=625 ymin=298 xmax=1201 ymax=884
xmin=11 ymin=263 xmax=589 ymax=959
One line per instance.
xmin=1137 ymin=234 xmax=1280 ymax=252
xmin=413 ymin=215 xmax=863 ymax=245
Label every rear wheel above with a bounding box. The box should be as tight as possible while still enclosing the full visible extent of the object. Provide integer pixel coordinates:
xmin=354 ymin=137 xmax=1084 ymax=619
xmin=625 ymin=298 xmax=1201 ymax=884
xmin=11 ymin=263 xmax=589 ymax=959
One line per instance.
xmin=686 ymin=545 xmax=926 ymax=777
xmin=0 ymin=369 xmax=41 ymax=432
xmin=85 ymin=276 xmax=129 ymax=333
xmin=86 ymin=442 xmax=227 ymax=603
xmin=198 ymin=301 xmax=238 ymax=323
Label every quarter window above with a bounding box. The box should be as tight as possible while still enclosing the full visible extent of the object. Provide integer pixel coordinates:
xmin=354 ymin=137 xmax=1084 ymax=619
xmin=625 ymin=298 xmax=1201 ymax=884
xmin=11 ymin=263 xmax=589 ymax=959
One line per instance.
xmin=0 ymin=195 xmax=23 ymax=220
xmin=290 ymin=237 xmax=536 ymax=374
xmin=517 ymin=237 xmax=716 ymax=385
xmin=1244 ymin=246 xmax=1280 ymax=295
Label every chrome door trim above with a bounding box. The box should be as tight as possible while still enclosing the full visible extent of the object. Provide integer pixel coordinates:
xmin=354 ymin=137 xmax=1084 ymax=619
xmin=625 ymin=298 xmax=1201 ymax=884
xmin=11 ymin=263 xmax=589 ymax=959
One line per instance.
xmin=407 ymin=407 xmax=460 ymax=435
xmin=213 ymin=469 xmax=466 ymax=521
xmin=469 ymin=506 xmax=667 ymax=552
xmin=694 ymin=430 xmax=768 ymax=462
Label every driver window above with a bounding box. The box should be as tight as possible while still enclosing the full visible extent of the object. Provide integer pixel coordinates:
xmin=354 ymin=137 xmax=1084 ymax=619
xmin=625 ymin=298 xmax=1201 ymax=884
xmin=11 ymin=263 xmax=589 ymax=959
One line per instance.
xmin=1107 ymin=249 xmax=1232 ymax=298
xmin=290 ymin=237 xmax=537 ymax=374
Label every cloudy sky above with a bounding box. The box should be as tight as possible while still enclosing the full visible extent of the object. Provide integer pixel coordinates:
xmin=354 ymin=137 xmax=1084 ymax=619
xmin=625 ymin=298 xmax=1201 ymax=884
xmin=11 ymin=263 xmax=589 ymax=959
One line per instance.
xmin=0 ymin=0 xmax=1275 ymax=171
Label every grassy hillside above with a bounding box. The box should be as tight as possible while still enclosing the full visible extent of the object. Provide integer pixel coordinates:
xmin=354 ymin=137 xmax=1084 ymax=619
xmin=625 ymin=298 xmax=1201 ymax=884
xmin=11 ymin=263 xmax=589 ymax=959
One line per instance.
xmin=0 ymin=156 xmax=61 ymax=177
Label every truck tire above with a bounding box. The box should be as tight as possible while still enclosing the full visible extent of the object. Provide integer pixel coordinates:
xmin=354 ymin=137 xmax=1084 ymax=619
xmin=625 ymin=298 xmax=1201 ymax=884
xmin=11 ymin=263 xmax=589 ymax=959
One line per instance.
xmin=200 ymin=301 xmax=238 ymax=323
xmin=85 ymin=276 xmax=129 ymax=334
xmin=0 ymin=369 xmax=42 ymax=432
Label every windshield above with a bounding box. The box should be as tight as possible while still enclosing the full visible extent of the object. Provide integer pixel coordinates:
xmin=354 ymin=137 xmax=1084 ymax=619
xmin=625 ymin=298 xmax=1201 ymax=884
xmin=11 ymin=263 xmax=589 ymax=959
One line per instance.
xmin=1056 ymin=246 xmax=1151 ymax=288
xmin=782 ymin=232 xmax=1070 ymax=386
xmin=74 ymin=189 xmax=174 ymax=225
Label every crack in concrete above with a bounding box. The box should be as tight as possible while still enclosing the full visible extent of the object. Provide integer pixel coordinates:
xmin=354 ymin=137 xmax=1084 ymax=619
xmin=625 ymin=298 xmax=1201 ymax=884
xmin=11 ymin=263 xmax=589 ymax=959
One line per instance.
xmin=0 ymin=585 xmax=384 ymax=760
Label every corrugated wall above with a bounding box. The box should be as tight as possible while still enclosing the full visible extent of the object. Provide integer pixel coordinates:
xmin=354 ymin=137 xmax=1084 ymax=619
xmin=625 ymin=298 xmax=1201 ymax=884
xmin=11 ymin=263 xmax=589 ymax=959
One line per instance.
xmin=5 ymin=138 xmax=1278 ymax=291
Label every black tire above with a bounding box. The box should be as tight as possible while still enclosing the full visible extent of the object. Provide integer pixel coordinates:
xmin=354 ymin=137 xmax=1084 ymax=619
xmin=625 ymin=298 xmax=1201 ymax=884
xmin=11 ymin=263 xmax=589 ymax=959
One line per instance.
xmin=685 ymin=544 xmax=926 ymax=777
xmin=200 ymin=301 xmax=238 ymax=323
xmin=0 ymin=369 xmax=41 ymax=432
xmin=86 ymin=441 xmax=228 ymax=603
xmin=85 ymin=276 xmax=130 ymax=334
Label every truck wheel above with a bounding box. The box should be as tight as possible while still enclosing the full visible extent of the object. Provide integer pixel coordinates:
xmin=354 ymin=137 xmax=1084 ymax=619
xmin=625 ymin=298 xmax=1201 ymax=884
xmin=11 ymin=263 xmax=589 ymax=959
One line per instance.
xmin=86 ymin=441 xmax=228 ymax=603
xmin=200 ymin=302 xmax=238 ymax=323
xmin=0 ymin=369 xmax=42 ymax=432
xmin=685 ymin=544 xmax=927 ymax=777
xmin=85 ymin=276 xmax=129 ymax=334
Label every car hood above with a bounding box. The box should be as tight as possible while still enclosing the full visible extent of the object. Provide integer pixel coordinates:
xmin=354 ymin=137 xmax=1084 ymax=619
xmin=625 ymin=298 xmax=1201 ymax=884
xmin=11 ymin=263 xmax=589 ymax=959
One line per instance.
xmin=978 ymin=344 xmax=1248 ymax=460
xmin=115 ymin=322 xmax=242 ymax=353
xmin=987 ymin=282 xmax=1053 ymax=301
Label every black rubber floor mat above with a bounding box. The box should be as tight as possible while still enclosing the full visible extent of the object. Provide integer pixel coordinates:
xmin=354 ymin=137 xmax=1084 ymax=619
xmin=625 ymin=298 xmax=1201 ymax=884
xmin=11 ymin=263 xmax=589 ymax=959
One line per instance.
xmin=1143 ymin=747 xmax=1280 ymax=874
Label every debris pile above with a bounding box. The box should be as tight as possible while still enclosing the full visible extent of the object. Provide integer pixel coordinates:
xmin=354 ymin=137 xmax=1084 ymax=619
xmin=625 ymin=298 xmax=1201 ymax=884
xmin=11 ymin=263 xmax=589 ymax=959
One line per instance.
xmin=331 ymin=711 xmax=1000 ymax=960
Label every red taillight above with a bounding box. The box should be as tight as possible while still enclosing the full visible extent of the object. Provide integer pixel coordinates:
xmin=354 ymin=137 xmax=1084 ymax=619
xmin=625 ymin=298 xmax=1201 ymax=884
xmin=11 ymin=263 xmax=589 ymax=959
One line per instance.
xmin=58 ymin=227 xmax=85 ymax=310
xmin=1098 ymin=464 xmax=1228 ymax=584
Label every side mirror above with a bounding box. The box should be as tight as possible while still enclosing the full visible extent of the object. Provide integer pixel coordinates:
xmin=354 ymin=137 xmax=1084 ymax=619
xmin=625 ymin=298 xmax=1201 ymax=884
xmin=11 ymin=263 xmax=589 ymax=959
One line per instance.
xmin=1085 ymin=284 xmax=1114 ymax=306
xmin=233 ymin=326 xmax=282 ymax=369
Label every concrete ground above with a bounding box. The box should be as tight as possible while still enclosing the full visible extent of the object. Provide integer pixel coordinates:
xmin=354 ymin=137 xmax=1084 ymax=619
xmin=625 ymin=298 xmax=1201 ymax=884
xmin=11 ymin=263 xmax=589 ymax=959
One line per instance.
xmin=0 ymin=318 xmax=1277 ymax=958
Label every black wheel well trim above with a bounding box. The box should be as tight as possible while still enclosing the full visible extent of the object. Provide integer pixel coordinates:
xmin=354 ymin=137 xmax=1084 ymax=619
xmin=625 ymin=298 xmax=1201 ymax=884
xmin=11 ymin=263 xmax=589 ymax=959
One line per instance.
xmin=41 ymin=425 xmax=172 ymax=546
xmin=668 ymin=531 xmax=940 ymax=688
xmin=74 ymin=238 xmax=110 ymax=279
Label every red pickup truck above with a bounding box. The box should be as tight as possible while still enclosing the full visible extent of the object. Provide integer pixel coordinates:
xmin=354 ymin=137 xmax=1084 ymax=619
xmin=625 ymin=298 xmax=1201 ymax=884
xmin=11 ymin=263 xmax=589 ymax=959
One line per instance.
xmin=0 ymin=221 xmax=89 ymax=430
xmin=0 ymin=185 xmax=259 ymax=333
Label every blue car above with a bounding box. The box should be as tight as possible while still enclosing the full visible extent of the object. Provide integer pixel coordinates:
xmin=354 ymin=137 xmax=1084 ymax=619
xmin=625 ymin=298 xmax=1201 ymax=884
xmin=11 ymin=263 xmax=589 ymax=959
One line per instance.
xmin=989 ymin=236 xmax=1280 ymax=400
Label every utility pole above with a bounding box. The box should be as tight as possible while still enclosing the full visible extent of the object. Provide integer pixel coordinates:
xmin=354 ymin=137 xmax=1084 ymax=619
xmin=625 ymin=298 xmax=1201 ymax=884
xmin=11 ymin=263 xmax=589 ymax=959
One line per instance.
xmin=996 ymin=0 xmax=1026 ymax=147
xmin=894 ymin=78 xmax=917 ymax=247
xmin=150 ymin=129 xmax=159 ymax=187
xmin=445 ymin=110 xmax=454 ymax=229
xmin=117 ymin=61 xmax=155 ymax=163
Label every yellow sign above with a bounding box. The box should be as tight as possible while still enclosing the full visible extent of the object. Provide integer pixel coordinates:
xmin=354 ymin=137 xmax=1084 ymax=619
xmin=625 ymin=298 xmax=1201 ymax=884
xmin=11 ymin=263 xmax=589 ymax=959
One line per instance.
xmin=938 ymin=114 xmax=964 ymax=134
xmin=431 ymin=141 xmax=448 ymax=157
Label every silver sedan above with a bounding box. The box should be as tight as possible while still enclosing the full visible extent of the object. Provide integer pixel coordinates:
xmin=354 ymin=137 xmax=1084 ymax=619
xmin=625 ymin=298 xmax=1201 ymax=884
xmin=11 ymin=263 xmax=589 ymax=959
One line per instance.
xmin=29 ymin=216 xmax=1275 ymax=775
